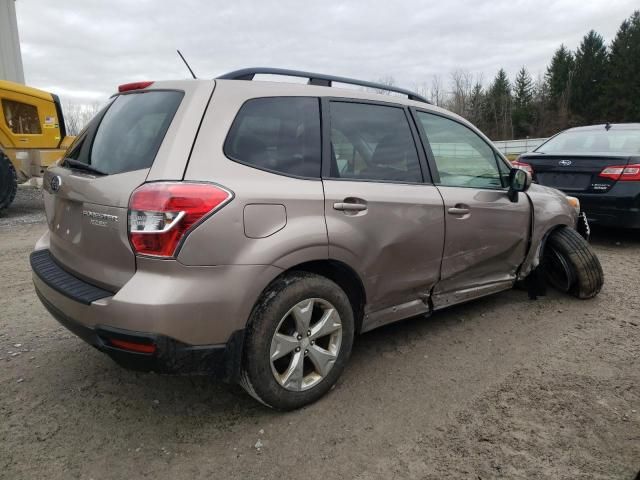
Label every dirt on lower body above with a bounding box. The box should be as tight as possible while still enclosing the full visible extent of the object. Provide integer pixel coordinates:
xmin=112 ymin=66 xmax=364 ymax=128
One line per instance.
xmin=0 ymin=188 xmax=638 ymax=479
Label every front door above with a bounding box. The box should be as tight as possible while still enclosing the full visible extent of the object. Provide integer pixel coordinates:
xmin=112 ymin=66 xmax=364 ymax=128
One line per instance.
xmin=322 ymin=100 xmax=445 ymax=330
xmin=414 ymin=110 xmax=531 ymax=309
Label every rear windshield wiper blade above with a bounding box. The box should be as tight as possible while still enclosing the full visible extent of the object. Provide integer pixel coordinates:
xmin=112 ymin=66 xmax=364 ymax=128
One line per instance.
xmin=62 ymin=158 xmax=108 ymax=176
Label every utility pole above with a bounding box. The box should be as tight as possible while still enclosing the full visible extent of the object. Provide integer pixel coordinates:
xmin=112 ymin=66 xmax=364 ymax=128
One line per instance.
xmin=0 ymin=0 xmax=25 ymax=84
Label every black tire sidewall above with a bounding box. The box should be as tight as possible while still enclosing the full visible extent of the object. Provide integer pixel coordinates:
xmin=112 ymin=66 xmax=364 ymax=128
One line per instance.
xmin=545 ymin=227 xmax=604 ymax=299
xmin=0 ymin=153 xmax=18 ymax=211
xmin=243 ymin=272 xmax=355 ymax=410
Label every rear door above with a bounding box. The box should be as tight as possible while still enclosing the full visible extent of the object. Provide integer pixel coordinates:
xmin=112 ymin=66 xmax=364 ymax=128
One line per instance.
xmin=413 ymin=110 xmax=530 ymax=308
xmin=321 ymin=100 xmax=445 ymax=330
xmin=42 ymin=82 xmax=213 ymax=291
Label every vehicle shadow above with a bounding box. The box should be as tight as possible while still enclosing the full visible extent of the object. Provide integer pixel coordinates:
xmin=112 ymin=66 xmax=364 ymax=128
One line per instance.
xmin=38 ymin=284 xmax=554 ymax=421
xmin=589 ymin=224 xmax=640 ymax=248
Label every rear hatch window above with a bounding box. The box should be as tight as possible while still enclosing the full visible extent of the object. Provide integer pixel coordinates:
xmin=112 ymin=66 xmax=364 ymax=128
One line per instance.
xmin=536 ymin=129 xmax=640 ymax=155
xmin=65 ymin=90 xmax=184 ymax=175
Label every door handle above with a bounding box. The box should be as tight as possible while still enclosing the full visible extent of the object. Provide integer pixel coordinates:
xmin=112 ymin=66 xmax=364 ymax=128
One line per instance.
xmin=333 ymin=202 xmax=367 ymax=212
xmin=447 ymin=206 xmax=470 ymax=215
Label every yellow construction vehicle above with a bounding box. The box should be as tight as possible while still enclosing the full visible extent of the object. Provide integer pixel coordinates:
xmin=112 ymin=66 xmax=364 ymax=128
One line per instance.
xmin=0 ymin=80 xmax=74 ymax=210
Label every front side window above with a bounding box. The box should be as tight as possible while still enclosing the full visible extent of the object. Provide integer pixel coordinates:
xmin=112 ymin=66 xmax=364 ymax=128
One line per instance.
xmin=225 ymin=97 xmax=321 ymax=178
xmin=328 ymin=102 xmax=422 ymax=183
xmin=2 ymin=99 xmax=42 ymax=134
xmin=417 ymin=112 xmax=503 ymax=189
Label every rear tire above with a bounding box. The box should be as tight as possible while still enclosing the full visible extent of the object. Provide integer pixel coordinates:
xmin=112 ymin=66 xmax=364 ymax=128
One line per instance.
xmin=0 ymin=153 xmax=18 ymax=211
xmin=240 ymin=272 xmax=354 ymax=410
xmin=542 ymin=226 xmax=603 ymax=299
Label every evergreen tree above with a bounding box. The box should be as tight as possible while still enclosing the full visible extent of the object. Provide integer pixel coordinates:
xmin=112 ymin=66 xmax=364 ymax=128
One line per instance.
xmin=545 ymin=44 xmax=574 ymax=107
xmin=605 ymin=11 xmax=640 ymax=121
xmin=570 ymin=30 xmax=608 ymax=123
xmin=468 ymin=82 xmax=485 ymax=129
xmin=513 ymin=67 xmax=534 ymax=138
xmin=485 ymin=69 xmax=512 ymax=140
xmin=426 ymin=10 xmax=639 ymax=138
xmin=531 ymin=74 xmax=554 ymax=137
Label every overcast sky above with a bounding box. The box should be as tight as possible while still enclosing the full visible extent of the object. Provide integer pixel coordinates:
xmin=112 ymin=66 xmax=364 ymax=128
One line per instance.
xmin=14 ymin=0 xmax=639 ymax=103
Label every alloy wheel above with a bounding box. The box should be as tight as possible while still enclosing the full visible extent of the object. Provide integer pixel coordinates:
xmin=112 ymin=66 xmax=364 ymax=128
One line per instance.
xmin=269 ymin=298 xmax=343 ymax=391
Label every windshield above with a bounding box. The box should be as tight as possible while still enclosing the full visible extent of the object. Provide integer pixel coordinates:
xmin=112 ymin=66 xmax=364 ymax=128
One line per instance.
xmin=536 ymin=128 xmax=640 ymax=155
xmin=64 ymin=90 xmax=183 ymax=175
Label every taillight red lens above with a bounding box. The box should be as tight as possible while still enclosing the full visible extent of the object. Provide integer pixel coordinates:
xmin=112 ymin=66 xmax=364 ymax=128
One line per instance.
xmin=512 ymin=160 xmax=534 ymax=176
xmin=128 ymin=182 xmax=232 ymax=257
xmin=118 ymin=81 xmax=154 ymax=92
xmin=599 ymin=164 xmax=640 ymax=181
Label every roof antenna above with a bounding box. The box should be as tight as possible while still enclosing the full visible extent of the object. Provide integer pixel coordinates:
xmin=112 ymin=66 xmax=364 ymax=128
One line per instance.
xmin=177 ymin=50 xmax=197 ymax=79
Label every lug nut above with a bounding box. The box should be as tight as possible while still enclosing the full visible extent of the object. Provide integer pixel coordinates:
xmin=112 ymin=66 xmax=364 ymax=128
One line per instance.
xmin=297 ymin=334 xmax=302 ymax=340
xmin=304 ymin=349 xmax=309 ymax=355
xmin=307 ymin=330 xmax=311 ymax=336
xmin=310 ymin=340 xmax=315 ymax=345
xmin=295 ymin=347 xmax=301 ymax=352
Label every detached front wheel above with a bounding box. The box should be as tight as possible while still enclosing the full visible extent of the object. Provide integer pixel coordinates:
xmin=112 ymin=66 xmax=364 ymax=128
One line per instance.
xmin=543 ymin=226 xmax=604 ymax=299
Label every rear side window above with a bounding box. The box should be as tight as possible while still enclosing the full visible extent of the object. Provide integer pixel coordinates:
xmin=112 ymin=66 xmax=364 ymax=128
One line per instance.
xmin=65 ymin=91 xmax=183 ymax=175
xmin=225 ymin=97 xmax=321 ymax=178
xmin=328 ymin=102 xmax=422 ymax=183
xmin=2 ymin=99 xmax=41 ymax=134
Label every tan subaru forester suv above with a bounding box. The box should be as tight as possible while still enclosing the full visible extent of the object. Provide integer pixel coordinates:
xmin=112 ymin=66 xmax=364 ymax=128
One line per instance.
xmin=31 ymin=68 xmax=603 ymax=410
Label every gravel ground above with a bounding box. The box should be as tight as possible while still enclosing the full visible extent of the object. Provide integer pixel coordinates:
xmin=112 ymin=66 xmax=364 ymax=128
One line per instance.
xmin=0 ymin=184 xmax=46 ymax=227
xmin=0 ymin=189 xmax=638 ymax=480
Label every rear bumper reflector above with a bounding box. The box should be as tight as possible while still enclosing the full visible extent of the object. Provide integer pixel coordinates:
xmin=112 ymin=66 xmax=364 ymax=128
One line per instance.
xmin=109 ymin=338 xmax=157 ymax=354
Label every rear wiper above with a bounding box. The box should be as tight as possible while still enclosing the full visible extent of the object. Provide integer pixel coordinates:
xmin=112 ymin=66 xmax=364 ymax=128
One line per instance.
xmin=62 ymin=158 xmax=108 ymax=176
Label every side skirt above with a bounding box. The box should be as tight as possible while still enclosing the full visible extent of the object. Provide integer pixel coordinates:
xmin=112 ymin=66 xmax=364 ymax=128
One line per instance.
xmin=431 ymin=280 xmax=514 ymax=311
xmin=361 ymin=298 xmax=430 ymax=333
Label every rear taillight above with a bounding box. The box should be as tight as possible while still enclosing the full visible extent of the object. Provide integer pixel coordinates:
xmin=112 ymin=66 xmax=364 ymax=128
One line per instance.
xmin=128 ymin=182 xmax=232 ymax=258
xmin=599 ymin=164 xmax=640 ymax=181
xmin=512 ymin=159 xmax=533 ymax=176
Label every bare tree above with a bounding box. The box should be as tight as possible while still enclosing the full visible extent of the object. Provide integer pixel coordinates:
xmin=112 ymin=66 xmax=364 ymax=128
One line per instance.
xmin=413 ymin=82 xmax=430 ymax=101
xmin=429 ymin=74 xmax=445 ymax=106
xmin=62 ymin=101 xmax=102 ymax=135
xmin=369 ymin=75 xmax=396 ymax=95
xmin=447 ymin=69 xmax=474 ymax=117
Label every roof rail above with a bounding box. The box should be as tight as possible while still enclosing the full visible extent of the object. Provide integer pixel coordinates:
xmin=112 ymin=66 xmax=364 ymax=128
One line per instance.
xmin=216 ymin=67 xmax=430 ymax=104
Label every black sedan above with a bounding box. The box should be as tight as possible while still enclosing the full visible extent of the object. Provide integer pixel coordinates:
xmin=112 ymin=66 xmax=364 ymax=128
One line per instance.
xmin=515 ymin=123 xmax=640 ymax=228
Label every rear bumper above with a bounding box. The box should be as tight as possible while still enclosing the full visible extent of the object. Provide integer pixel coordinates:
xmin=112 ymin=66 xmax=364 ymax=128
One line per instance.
xmin=36 ymin=287 xmax=244 ymax=378
xmin=582 ymin=209 xmax=640 ymax=228
xmin=31 ymin=246 xmax=283 ymax=379
xmin=574 ymin=182 xmax=640 ymax=228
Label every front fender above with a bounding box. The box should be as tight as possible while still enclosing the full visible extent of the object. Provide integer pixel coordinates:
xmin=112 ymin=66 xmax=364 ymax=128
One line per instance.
xmin=518 ymin=183 xmax=578 ymax=279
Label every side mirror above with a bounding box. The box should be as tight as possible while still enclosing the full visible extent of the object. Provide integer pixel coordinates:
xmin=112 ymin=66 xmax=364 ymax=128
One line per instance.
xmin=508 ymin=168 xmax=532 ymax=202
